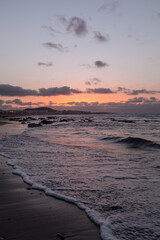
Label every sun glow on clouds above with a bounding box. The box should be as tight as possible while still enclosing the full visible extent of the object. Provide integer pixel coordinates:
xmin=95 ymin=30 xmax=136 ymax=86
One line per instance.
xmin=1 ymin=1 xmax=160 ymax=113
xmin=2 ymin=92 xmax=144 ymax=107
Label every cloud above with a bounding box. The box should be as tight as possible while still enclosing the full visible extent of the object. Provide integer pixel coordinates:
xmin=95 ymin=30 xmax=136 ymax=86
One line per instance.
xmin=94 ymin=31 xmax=110 ymax=42
xmin=0 ymin=99 xmax=4 ymax=105
xmin=66 ymin=17 xmax=88 ymax=37
xmin=80 ymin=64 xmax=92 ymax=68
xmin=81 ymin=61 xmax=109 ymax=69
xmin=59 ymin=98 xmax=160 ymax=114
xmin=48 ymin=101 xmax=57 ymax=105
xmin=126 ymin=97 xmax=159 ymax=104
xmin=38 ymin=86 xmax=82 ymax=96
xmin=86 ymin=88 xmax=115 ymax=94
xmin=0 ymin=84 xmax=82 ymax=97
xmin=57 ymin=15 xmax=68 ymax=24
xmin=129 ymin=89 xmax=160 ymax=95
xmin=94 ymin=60 xmax=109 ymax=68
xmin=156 ymin=12 xmax=160 ymax=18
xmin=118 ymin=87 xmax=160 ymax=95
xmin=85 ymin=78 xmax=101 ymax=86
xmin=0 ymin=84 xmax=38 ymax=96
xmin=43 ymin=42 xmax=67 ymax=52
xmin=85 ymin=81 xmax=91 ymax=86
xmin=42 ymin=25 xmax=57 ymax=36
xmin=98 ymin=1 xmax=120 ymax=12
xmin=5 ymin=99 xmax=44 ymax=106
xmin=126 ymin=97 xmax=146 ymax=103
xmin=37 ymin=62 xmax=53 ymax=67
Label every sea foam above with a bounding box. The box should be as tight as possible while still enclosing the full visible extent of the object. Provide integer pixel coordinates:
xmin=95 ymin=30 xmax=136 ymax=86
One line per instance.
xmin=6 ymin=157 xmax=118 ymax=240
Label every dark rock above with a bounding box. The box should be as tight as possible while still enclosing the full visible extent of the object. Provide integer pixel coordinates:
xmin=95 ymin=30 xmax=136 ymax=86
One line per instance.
xmin=56 ymin=233 xmax=67 ymax=239
xmin=59 ymin=119 xmax=69 ymax=122
xmin=102 ymin=205 xmax=123 ymax=212
xmin=59 ymin=118 xmax=75 ymax=122
xmin=47 ymin=116 xmax=56 ymax=119
xmin=9 ymin=117 xmax=22 ymax=122
xmin=110 ymin=205 xmax=123 ymax=211
xmin=26 ymin=117 xmax=36 ymax=121
xmin=40 ymin=119 xmax=54 ymax=125
xmin=21 ymin=121 xmax=26 ymax=124
xmin=28 ymin=123 xmax=41 ymax=128
xmin=80 ymin=118 xmax=93 ymax=123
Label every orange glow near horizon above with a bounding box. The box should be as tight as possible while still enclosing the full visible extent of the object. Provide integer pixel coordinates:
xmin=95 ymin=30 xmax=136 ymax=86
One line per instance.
xmin=2 ymin=92 xmax=160 ymax=109
xmin=5 ymin=92 xmax=130 ymax=107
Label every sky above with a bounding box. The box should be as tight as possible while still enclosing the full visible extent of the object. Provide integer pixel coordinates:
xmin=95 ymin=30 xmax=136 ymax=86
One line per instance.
xmin=0 ymin=0 xmax=160 ymax=113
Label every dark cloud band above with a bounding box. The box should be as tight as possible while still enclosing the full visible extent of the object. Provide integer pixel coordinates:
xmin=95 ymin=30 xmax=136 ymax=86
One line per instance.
xmin=86 ymin=88 xmax=115 ymax=94
xmin=0 ymin=84 xmax=82 ymax=97
xmin=118 ymin=87 xmax=160 ymax=95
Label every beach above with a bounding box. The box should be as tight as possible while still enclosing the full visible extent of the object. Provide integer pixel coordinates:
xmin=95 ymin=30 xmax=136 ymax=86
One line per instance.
xmin=0 ymin=121 xmax=101 ymax=240
xmin=0 ymin=115 xmax=159 ymax=240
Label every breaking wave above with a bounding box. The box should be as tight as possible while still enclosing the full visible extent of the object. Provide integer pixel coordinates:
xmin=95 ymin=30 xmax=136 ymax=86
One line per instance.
xmin=117 ymin=137 xmax=160 ymax=149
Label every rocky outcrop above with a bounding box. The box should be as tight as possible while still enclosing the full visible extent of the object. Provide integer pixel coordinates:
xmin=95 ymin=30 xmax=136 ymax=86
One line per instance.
xmin=40 ymin=119 xmax=54 ymax=125
xmin=28 ymin=123 xmax=42 ymax=128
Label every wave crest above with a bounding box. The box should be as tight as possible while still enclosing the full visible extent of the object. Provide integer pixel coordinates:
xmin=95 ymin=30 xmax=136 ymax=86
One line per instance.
xmin=117 ymin=137 xmax=160 ymax=149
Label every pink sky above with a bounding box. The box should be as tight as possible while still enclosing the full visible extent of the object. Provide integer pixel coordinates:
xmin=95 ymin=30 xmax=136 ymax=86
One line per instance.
xmin=1 ymin=0 xmax=160 ymax=113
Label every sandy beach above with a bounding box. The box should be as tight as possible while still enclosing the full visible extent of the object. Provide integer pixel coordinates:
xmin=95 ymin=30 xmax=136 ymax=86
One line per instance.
xmin=0 ymin=121 xmax=101 ymax=240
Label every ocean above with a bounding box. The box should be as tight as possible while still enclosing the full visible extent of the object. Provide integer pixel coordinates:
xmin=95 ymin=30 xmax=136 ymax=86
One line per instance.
xmin=0 ymin=114 xmax=160 ymax=240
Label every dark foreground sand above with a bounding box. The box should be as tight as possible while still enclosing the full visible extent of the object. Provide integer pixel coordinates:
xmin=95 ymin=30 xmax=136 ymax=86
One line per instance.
xmin=0 ymin=121 xmax=101 ymax=240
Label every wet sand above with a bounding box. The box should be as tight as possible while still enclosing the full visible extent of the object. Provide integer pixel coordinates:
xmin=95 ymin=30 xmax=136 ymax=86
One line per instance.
xmin=0 ymin=121 xmax=101 ymax=240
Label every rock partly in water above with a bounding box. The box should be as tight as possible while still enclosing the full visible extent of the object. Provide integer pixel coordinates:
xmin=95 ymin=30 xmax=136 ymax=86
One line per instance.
xmin=40 ymin=119 xmax=54 ymax=125
xmin=59 ymin=118 xmax=74 ymax=122
xmin=28 ymin=123 xmax=41 ymax=128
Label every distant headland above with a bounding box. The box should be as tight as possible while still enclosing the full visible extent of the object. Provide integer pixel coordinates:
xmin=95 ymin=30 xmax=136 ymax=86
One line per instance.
xmin=0 ymin=107 xmax=112 ymax=117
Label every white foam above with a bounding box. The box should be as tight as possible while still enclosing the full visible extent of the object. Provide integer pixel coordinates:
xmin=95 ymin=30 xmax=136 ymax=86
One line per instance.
xmin=5 ymin=157 xmax=118 ymax=240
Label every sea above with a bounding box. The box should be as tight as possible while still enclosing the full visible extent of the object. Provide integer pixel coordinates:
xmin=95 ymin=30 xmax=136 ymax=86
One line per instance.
xmin=0 ymin=114 xmax=160 ymax=240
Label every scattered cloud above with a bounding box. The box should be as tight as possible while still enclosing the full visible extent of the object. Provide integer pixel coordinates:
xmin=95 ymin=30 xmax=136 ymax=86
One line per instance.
xmin=64 ymin=16 xmax=88 ymax=37
xmin=156 ymin=12 xmax=160 ymax=18
xmin=80 ymin=64 xmax=92 ymax=68
xmin=126 ymin=97 xmax=159 ymax=104
xmin=37 ymin=62 xmax=53 ymax=67
xmin=38 ymin=86 xmax=82 ymax=96
xmin=0 ymin=99 xmax=4 ymax=105
xmin=57 ymin=15 xmax=68 ymax=25
xmin=5 ymin=99 xmax=44 ymax=106
xmin=94 ymin=31 xmax=110 ymax=42
xmin=1 ymin=85 xmax=159 ymax=105
xmin=85 ymin=78 xmax=101 ymax=86
xmin=42 ymin=25 xmax=57 ymax=36
xmin=85 ymin=81 xmax=91 ymax=86
xmin=98 ymin=1 xmax=120 ymax=12
xmin=81 ymin=61 xmax=109 ymax=69
xmin=1 ymin=95 xmax=160 ymax=114
xmin=60 ymin=97 xmax=160 ymax=114
xmin=86 ymin=88 xmax=115 ymax=94
xmin=118 ymin=87 xmax=160 ymax=95
xmin=126 ymin=97 xmax=147 ymax=103
xmin=48 ymin=101 xmax=57 ymax=105
xmin=43 ymin=42 xmax=67 ymax=52
xmin=94 ymin=60 xmax=109 ymax=68
xmin=0 ymin=84 xmax=38 ymax=96
xmin=129 ymin=89 xmax=160 ymax=95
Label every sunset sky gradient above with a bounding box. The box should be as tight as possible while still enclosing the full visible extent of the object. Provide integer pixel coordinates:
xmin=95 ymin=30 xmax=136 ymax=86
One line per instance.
xmin=1 ymin=0 xmax=160 ymax=113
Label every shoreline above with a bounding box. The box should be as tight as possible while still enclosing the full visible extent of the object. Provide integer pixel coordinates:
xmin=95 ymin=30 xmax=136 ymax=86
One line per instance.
xmin=0 ymin=122 xmax=101 ymax=240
